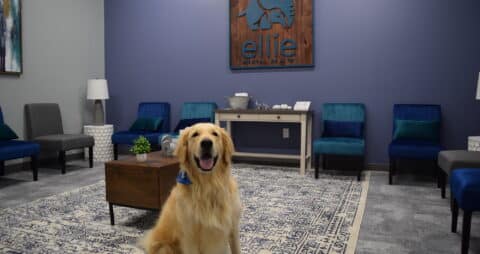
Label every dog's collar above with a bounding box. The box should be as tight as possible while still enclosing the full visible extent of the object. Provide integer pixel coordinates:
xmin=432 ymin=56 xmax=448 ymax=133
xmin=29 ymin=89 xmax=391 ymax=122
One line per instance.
xmin=176 ymin=170 xmax=192 ymax=185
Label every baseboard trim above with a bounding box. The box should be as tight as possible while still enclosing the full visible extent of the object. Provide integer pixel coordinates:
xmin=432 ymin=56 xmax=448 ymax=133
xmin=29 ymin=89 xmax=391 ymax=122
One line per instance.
xmin=2 ymin=152 xmax=85 ymax=175
xmin=233 ymin=157 xmax=389 ymax=172
xmin=4 ymin=151 xmax=388 ymax=174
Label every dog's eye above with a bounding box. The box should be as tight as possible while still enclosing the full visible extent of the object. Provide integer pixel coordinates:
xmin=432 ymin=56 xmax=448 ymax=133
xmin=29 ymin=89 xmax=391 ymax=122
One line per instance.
xmin=191 ymin=132 xmax=199 ymax=138
xmin=212 ymin=132 xmax=218 ymax=137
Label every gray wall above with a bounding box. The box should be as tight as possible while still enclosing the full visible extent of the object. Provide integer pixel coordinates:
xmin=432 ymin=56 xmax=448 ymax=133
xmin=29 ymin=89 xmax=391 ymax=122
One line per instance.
xmin=0 ymin=0 xmax=105 ymax=140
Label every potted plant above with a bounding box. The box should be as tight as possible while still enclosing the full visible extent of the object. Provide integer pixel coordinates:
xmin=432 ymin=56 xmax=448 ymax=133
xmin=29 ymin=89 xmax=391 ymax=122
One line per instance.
xmin=130 ymin=136 xmax=151 ymax=162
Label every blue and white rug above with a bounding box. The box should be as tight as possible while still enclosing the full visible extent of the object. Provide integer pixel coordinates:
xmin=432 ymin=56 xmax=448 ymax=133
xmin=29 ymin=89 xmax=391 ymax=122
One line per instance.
xmin=0 ymin=165 xmax=369 ymax=253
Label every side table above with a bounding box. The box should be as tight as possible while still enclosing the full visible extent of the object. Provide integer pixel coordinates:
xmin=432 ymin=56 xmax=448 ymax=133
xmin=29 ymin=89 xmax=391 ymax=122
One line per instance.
xmin=468 ymin=136 xmax=480 ymax=151
xmin=84 ymin=125 xmax=114 ymax=162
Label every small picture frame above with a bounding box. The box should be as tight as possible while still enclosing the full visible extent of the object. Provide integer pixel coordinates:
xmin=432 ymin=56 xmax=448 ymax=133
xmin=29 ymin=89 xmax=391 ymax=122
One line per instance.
xmin=294 ymin=101 xmax=311 ymax=111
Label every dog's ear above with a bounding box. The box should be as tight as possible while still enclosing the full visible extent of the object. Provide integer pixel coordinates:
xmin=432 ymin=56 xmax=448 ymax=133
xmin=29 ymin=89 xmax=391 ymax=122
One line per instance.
xmin=175 ymin=127 xmax=191 ymax=164
xmin=219 ymin=127 xmax=235 ymax=165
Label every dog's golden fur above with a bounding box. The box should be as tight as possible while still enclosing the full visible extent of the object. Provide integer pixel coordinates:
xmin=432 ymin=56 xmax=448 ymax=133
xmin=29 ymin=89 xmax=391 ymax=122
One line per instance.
xmin=142 ymin=123 xmax=241 ymax=254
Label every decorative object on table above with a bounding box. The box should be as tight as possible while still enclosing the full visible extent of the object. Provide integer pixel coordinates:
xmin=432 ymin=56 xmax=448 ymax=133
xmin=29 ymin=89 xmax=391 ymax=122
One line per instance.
xmin=87 ymin=79 xmax=109 ymax=125
xmin=160 ymin=134 xmax=177 ymax=157
xmin=254 ymin=100 xmax=270 ymax=110
xmin=0 ymin=0 xmax=22 ymax=75
xmin=83 ymin=125 xmax=114 ymax=162
xmin=130 ymin=136 xmax=151 ymax=162
xmin=25 ymin=103 xmax=94 ymax=175
xmin=294 ymin=101 xmax=311 ymax=111
xmin=111 ymin=102 xmax=170 ymax=160
xmin=229 ymin=0 xmax=313 ymax=69
xmin=227 ymin=93 xmax=250 ymax=109
xmin=272 ymin=104 xmax=292 ymax=110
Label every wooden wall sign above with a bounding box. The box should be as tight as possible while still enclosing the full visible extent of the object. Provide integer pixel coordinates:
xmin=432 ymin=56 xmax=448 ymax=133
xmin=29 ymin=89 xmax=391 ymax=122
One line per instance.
xmin=230 ymin=0 xmax=314 ymax=70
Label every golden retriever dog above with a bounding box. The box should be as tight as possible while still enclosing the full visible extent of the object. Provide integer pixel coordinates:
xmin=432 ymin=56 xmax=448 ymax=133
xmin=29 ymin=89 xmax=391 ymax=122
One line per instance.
xmin=142 ymin=123 xmax=241 ymax=254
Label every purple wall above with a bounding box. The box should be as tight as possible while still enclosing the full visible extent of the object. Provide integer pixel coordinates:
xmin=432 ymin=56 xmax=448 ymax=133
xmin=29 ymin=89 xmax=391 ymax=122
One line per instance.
xmin=105 ymin=0 xmax=480 ymax=164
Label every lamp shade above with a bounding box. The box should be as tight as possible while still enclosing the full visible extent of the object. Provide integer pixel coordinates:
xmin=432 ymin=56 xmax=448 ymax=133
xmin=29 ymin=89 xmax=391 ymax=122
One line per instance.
xmin=87 ymin=79 xmax=109 ymax=100
xmin=477 ymin=72 xmax=480 ymax=100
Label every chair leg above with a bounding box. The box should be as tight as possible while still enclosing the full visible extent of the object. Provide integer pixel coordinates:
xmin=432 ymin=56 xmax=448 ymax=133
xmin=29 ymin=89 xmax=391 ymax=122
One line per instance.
xmin=389 ymin=158 xmax=394 ymax=185
xmin=59 ymin=151 xmax=66 ymax=174
xmin=462 ymin=210 xmax=472 ymax=254
xmin=89 ymin=146 xmax=93 ymax=168
xmin=31 ymin=155 xmax=38 ymax=181
xmin=0 ymin=161 xmax=4 ymax=176
xmin=357 ymin=156 xmax=364 ymax=181
xmin=314 ymin=154 xmax=320 ymax=179
xmin=450 ymin=189 xmax=455 ymax=212
xmin=114 ymin=144 xmax=118 ymax=160
xmin=451 ymin=198 xmax=459 ymax=233
xmin=109 ymin=203 xmax=115 ymax=225
xmin=441 ymin=171 xmax=447 ymax=199
xmin=436 ymin=166 xmax=442 ymax=188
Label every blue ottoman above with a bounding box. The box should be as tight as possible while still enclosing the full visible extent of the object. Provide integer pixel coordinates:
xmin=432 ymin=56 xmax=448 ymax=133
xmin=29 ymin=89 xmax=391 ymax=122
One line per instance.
xmin=451 ymin=169 xmax=480 ymax=254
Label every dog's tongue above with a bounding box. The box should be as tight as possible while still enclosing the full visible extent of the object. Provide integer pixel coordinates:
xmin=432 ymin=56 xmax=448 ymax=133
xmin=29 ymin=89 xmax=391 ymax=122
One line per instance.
xmin=200 ymin=158 xmax=214 ymax=170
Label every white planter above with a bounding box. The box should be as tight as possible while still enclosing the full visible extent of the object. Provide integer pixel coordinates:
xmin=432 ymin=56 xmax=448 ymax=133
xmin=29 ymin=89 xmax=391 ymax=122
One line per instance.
xmin=136 ymin=153 xmax=148 ymax=162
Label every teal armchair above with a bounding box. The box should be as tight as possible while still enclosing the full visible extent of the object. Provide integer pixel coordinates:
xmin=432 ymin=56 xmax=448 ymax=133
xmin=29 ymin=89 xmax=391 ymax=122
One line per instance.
xmin=314 ymin=103 xmax=366 ymax=181
xmin=161 ymin=102 xmax=217 ymax=141
xmin=180 ymin=102 xmax=217 ymax=123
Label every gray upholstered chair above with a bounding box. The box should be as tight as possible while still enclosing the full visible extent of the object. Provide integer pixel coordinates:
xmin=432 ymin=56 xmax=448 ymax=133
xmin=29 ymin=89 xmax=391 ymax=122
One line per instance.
xmin=25 ymin=103 xmax=94 ymax=174
xmin=438 ymin=150 xmax=480 ymax=198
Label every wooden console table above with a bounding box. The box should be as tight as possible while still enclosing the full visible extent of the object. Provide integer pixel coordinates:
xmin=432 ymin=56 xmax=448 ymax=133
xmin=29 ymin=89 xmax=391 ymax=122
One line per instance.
xmin=215 ymin=109 xmax=313 ymax=175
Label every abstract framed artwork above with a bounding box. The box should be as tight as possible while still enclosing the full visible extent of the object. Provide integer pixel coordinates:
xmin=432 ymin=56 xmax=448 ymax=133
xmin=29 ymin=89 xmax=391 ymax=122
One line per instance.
xmin=0 ymin=0 xmax=22 ymax=75
xmin=230 ymin=0 xmax=314 ymax=70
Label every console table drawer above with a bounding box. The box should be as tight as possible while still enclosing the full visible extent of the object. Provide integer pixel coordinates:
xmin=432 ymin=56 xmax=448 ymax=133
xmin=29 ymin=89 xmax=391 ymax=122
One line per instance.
xmin=218 ymin=113 xmax=259 ymax=121
xmin=259 ymin=114 xmax=301 ymax=122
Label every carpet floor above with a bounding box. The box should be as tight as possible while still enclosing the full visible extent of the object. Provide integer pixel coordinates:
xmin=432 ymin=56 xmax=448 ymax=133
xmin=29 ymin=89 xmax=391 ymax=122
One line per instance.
xmin=356 ymin=171 xmax=480 ymax=254
xmin=2 ymin=160 xmax=479 ymax=253
xmin=0 ymin=164 xmax=367 ymax=253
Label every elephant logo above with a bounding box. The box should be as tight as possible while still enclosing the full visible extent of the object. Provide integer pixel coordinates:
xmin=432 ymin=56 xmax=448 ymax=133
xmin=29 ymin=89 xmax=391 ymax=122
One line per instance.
xmin=238 ymin=0 xmax=295 ymax=31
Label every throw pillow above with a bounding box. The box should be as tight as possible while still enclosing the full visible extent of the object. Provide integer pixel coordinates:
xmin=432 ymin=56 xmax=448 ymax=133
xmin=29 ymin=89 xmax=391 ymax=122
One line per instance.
xmin=393 ymin=120 xmax=439 ymax=141
xmin=0 ymin=124 xmax=19 ymax=140
xmin=323 ymin=120 xmax=364 ymax=138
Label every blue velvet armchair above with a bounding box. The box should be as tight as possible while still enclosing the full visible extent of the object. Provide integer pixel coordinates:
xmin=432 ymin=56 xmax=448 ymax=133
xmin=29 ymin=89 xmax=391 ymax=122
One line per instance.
xmin=0 ymin=106 xmax=40 ymax=181
xmin=314 ymin=103 xmax=366 ymax=181
xmin=388 ymin=104 xmax=443 ymax=184
xmin=112 ymin=102 xmax=171 ymax=160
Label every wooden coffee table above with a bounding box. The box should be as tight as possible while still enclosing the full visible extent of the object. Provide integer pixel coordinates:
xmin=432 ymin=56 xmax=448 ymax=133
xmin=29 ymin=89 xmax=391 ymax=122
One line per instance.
xmin=105 ymin=151 xmax=179 ymax=225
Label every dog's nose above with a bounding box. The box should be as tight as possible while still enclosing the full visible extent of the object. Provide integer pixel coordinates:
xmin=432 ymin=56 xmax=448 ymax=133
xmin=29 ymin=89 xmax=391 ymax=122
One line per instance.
xmin=200 ymin=139 xmax=213 ymax=150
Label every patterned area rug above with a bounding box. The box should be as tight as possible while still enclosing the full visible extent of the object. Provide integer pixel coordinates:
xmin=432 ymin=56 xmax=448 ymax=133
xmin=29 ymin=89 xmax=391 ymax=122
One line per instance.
xmin=0 ymin=166 xmax=369 ymax=253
